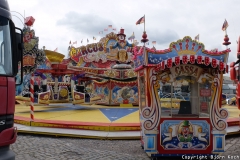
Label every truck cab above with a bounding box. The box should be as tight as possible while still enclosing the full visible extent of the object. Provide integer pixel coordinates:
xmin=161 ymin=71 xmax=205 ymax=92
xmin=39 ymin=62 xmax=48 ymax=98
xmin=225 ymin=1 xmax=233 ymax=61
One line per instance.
xmin=0 ymin=0 xmax=23 ymax=159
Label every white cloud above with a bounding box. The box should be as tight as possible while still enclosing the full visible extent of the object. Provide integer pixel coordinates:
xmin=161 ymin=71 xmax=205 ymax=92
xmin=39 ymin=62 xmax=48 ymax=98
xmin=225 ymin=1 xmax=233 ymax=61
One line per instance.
xmin=7 ymin=0 xmax=240 ymax=65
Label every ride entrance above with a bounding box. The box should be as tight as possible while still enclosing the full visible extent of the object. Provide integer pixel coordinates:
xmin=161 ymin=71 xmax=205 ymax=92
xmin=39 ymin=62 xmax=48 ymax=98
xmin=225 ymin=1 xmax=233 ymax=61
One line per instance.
xmin=134 ymin=36 xmax=230 ymax=158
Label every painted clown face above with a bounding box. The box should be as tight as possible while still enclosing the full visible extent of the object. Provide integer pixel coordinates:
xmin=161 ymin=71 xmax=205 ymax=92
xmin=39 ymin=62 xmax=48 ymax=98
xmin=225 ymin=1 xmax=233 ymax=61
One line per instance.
xmin=118 ymin=35 xmax=125 ymax=41
xmin=181 ymin=126 xmax=190 ymax=137
xmin=23 ymin=32 xmax=33 ymax=43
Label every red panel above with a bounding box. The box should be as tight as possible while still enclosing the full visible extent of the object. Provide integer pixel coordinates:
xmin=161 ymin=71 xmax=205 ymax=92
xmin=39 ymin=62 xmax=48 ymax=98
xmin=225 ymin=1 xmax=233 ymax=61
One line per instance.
xmin=0 ymin=77 xmax=7 ymax=86
xmin=230 ymin=67 xmax=236 ymax=81
xmin=51 ymin=64 xmax=67 ymax=70
xmin=230 ymin=62 xmax=235 ymax=68
xmin=7 ymin=77 xmax=15 ymax=114
xmin=236 ymin=83 xmax=240 ymax=109
xmin=157 ymin=118 xmax=213 ymax=155
xmin=0 ymin=86 xmax=7 ymax=115
xmin=110 ymin=80 xmax=137 ymax=89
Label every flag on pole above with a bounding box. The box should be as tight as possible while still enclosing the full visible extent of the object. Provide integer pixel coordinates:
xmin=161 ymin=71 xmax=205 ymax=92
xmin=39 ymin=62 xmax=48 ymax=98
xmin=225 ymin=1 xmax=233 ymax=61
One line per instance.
xmin=136 ymin=16 xmax=145 ymax=25
xmin=104 ymin=28 xmax=108 ymax=31
xmin=128 ymin=32 xmax=135 ymax=40
xmin=108 ymin=25 xmax=112 ymax=28
xmin=93 ymin=36 xmax=96 ymax=40
xmin=222 ymin=19 xmax=229 ymax=31
xmin=87 ymin=39 xmax=89 ymax=43
xmin=73 ymin=41 xmax=77 ymax=44
xmin=54 ymin=48 xmax=58 ymax=52
xmin=195 ymin=34 xmax=199 ymax=41
xmin=152 ymin=41 xmax=156 ymax=45
xmin=69 ymin=41 xmax=71 ymax=44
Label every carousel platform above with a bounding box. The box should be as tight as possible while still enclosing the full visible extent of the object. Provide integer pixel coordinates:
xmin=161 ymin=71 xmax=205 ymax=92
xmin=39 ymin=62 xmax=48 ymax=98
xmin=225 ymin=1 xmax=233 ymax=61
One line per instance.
xmin=14 ymin=103 xmax=240 ymax=139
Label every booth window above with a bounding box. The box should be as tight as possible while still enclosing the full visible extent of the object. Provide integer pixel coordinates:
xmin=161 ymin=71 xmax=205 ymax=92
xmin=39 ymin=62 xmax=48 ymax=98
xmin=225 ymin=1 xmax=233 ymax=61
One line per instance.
xmin=159 ymin=75 xmax=211 ymax=118
xmin=198 ymin=81 xmax=212 ymax=117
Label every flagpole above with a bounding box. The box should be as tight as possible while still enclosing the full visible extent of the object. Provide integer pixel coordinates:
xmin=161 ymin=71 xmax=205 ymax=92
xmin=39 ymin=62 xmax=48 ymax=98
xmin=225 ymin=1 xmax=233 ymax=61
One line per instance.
xmin=144 ymin=14 xmax=145 ymax=32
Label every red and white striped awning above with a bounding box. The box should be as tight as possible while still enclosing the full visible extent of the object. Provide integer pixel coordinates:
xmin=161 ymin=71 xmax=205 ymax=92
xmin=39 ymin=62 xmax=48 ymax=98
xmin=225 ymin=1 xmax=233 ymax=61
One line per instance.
xmin=155 ymin=55 xmax=228 ymax=72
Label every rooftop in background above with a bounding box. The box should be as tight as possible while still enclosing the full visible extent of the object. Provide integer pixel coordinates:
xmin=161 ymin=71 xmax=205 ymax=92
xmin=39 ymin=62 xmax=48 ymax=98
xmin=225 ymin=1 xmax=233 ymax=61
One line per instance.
xmin=223 ymin=76 xmax=234 ymax=84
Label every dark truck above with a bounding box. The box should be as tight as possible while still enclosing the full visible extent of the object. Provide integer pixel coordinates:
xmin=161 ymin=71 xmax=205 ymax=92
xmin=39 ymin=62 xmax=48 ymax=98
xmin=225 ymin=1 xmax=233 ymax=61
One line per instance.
xmin=0 ymin=0 xmax=23 ymax=159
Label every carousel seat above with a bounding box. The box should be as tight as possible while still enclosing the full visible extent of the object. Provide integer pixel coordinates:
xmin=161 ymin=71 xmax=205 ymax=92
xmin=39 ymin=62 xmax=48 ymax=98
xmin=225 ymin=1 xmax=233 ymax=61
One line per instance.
xmin=178 ymin=101 xmax=192 ymax=114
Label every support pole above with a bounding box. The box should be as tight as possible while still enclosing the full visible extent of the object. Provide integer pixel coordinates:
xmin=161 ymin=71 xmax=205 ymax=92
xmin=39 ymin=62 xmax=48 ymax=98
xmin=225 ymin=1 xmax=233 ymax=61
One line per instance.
xmin=144 ymin=14 xmax=145 ymax=32
xmin=30 ymin=73 xmax=34 ymax=121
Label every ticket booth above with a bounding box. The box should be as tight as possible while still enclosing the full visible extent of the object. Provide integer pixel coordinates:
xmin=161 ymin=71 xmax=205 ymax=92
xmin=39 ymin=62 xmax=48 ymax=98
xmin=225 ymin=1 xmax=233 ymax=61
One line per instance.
xmin=134 ymin=36 xmax=230 ymax=158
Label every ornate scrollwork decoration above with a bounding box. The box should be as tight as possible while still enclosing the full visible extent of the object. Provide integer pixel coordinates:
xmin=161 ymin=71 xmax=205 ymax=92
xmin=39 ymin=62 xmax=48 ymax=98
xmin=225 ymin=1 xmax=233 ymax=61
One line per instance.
xmin=142 ymin=68 xmax=161 ymax=130
xmin=210 ymin=75 xmax=228 ymax=131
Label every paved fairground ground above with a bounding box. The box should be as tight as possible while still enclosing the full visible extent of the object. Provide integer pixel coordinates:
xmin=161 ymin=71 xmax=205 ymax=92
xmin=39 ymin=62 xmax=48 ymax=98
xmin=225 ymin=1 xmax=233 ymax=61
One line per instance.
xmin=12 ymin=103 xmax=240 ymax=160
xmin=10 ymin=133 xmax=240 ymax=160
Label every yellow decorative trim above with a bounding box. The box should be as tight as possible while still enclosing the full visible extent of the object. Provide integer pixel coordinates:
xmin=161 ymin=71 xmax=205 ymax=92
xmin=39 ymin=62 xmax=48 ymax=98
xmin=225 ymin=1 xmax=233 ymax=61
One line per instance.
xmin=110 ymin=79 xmax=137 ymax=84
xmin=120 ymin=104 xmax=133 ymax=107
xmin=125 ymin=69 xmax=137 ymax=78
xmin=16 ymin=96 xmax=30 ymax=101
xmin=38 ymin=99 xmax=50 ymax=105
xmin=92 ymin=80 xmax=109 ymax=84
xmin=72 ymin=99 xmax=85 ymax=104
xmin=104 ymin=32 xmax=118 ymax=52
xmin=44 ymin=50 xmax=65 ymax=63
xmin=104 ymin=70 xmax=118 ymax=78
xmin=49 ymin=99 xmax=69 ymax=103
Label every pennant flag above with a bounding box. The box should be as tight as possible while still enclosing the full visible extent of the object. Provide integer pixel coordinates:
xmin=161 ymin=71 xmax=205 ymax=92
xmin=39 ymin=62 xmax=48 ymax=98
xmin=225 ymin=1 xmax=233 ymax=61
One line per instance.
xmin=99 ymin=31 xmax=103 ymax=34
xmin=81 ymin=39 xmax=83 ymax=43
xmin=134 ymin=40 xmax=139 ymax=45
xmin=195 ymin=34 xmax=199 ymax=41
xmin=69 ymin=41 xmax=71 ymax=44
xmin=87 ymin=39 xmax=89 ymax=43
xmin=128 ymin=32 xmax=135 ymax=40
xmin=136 ymin=16 xmax=145 ymax=25
xmin=54 ymin=48 xmax=58 ymax=52
xmin=108 ymin=25 xmax=112 ymax=28
xmin=211 ymin=48 xmax=218 ymax=52
xmin=222 ymin=19 xmax=229 ymax=31
xmin=113 ymin=28 xmax=116 ymax=31
xmin=152 ymin=41 xmax=156 ymax=45
xmin=104 ymin=28 xmax=108 ymax=31
xmin=93 ymin=36 xmax=96 ymax=40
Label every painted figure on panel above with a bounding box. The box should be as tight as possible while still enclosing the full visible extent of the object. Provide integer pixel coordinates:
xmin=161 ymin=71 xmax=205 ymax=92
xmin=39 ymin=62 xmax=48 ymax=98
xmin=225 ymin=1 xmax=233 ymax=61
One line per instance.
xmin=178 ymin=120 xmax=193 ymax=142
xmin=110 ymin=29 xmax=134 ymax=63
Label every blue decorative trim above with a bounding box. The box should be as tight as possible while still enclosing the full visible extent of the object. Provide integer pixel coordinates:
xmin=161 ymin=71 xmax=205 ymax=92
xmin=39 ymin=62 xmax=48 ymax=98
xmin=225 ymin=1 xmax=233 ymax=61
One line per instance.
xmin=213 ymin=150 xmax=224 ymax=152
xmin=147 ymin=137 xmax=154 ymax=149
xmin=216 ymin=137 xmax=222 ymax=149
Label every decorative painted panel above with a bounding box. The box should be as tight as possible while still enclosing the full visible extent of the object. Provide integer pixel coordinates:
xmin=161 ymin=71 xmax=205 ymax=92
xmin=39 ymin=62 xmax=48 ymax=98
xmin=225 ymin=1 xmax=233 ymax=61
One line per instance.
xmin=160 ymin=120 xmax=210 ymax=150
